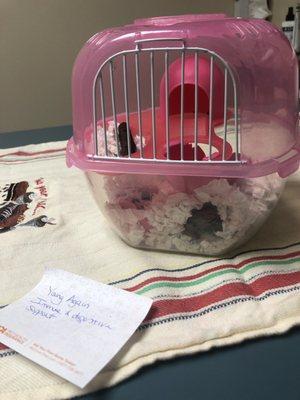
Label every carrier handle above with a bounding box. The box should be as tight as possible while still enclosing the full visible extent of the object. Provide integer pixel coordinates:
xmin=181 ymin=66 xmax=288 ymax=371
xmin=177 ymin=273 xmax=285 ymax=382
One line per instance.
xmin=135 ymin=37 xmax=186 ymax=48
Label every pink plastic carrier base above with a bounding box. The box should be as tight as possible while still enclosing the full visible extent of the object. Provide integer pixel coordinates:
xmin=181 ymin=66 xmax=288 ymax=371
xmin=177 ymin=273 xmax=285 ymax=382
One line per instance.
xmin=67 ymin=13 xmax=300 ymax=179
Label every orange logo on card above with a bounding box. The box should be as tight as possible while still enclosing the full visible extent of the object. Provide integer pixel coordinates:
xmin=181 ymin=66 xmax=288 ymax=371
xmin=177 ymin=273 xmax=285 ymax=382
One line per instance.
xmin=0 ymin=326 xmax=7 ymax=334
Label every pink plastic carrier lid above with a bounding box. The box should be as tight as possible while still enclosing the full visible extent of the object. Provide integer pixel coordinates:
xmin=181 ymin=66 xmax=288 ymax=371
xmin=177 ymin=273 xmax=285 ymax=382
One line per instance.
xmin=134 ymin=14 xmax=229 ymax=26
xmin=67 ymin=14 xmax=300 ymax=179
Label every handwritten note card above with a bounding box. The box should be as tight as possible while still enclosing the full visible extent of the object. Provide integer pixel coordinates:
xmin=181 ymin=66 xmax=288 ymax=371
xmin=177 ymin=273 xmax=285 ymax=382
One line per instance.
xmin=0 ymin=269 xmax=152 ymax=388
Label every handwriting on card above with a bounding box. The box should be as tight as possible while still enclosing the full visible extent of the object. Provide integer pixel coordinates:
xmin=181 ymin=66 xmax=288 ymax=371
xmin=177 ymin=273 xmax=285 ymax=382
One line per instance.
xmin=0 ymin=268 xmax=152 ymax=388
xmin=26 ymin=285 xmax=112 ymax=329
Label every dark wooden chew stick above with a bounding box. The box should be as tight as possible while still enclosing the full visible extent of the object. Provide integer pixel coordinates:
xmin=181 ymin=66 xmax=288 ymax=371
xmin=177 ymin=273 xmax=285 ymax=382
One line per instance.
xmin=117 ymin=122 xmax=137 ymax=156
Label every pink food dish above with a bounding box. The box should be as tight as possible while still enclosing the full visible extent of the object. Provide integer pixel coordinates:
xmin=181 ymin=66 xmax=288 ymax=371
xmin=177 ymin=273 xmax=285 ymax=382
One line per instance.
xmin=67 ymin=14 xmax=299 ymax=255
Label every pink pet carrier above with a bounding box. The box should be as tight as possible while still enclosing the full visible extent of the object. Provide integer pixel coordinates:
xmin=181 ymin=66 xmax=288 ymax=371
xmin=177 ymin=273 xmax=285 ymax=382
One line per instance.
xmin=67 ymin=14 xmax=299 ymax=255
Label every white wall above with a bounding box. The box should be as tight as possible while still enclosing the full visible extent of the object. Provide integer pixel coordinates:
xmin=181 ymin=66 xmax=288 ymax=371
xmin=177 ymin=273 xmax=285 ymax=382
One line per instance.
xmin=0 ymin=0 xmax=234 ymax=134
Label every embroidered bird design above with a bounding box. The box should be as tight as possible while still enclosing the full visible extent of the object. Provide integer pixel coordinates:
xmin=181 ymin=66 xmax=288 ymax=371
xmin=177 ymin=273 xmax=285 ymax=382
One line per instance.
xmin=1 ymin=181 xmax=30 ymax=203
xmin=0 ymin=181 xmax=36 ymax=233
xmin=0 ymin=203 xmax=28 ymax=232
xmin=19 ymin=215 xmax=56 ymax=228
xmin=0 ymin=180 xmax=56 ymax=234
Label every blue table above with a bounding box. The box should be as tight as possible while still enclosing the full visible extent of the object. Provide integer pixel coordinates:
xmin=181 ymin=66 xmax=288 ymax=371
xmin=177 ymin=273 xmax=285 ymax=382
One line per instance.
xmin=1 ymin=126 xmax=300 ymax=400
